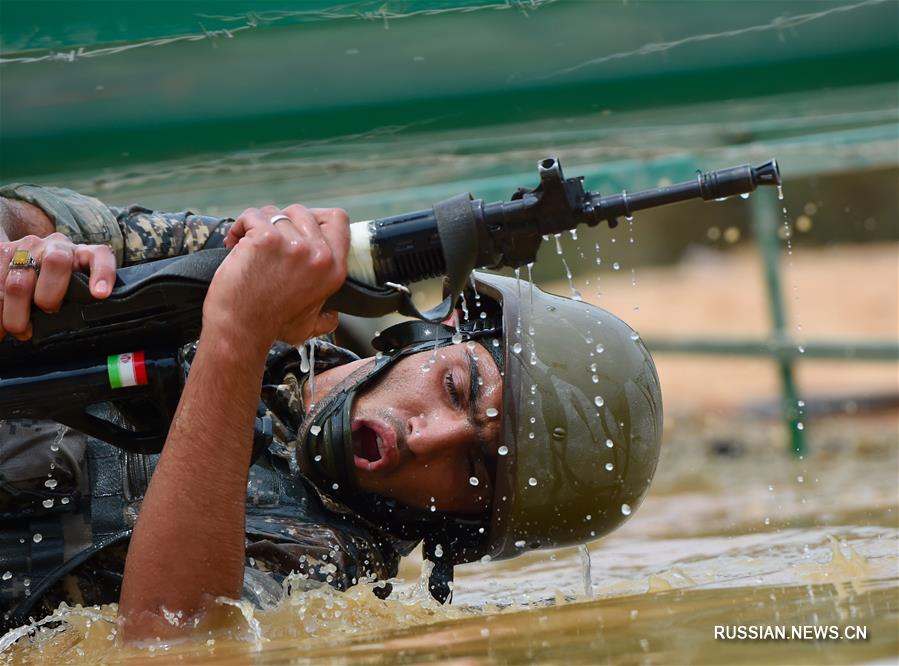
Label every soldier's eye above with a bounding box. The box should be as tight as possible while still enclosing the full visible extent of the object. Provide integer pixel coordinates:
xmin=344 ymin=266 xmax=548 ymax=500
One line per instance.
xmin=444 ymin=373 xmax=461 ymax=409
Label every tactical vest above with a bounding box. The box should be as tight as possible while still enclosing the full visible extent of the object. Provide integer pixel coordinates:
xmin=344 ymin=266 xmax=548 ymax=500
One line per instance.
xmin=0 ymin=420 xmax=411 ymax=633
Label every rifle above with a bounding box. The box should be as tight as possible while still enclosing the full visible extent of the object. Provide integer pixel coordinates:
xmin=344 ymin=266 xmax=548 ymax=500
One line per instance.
xmin=0 ymin=157 xmax=780 ymax=453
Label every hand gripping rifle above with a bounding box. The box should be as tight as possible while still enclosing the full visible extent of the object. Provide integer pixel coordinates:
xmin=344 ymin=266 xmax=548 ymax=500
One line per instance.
xmin=0 ymin=157 xmax=780 ymax=453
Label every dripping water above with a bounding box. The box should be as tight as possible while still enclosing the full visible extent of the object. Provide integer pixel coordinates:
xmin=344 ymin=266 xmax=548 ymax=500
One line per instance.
xmin=514 ymin=267 xmax=522 ymax=337
xmin=298 ymin=344 xmax=310 ymax=374
xmin=460 ymin=292 xmax=470 ymax=322
xmin=775 ymin=184 xmax=808 ymax=382
xmin=579 ymin=544 xmax=593 ymax=597
xmin=526 ymin=262 xmax=535 ymax=335
xmin=553 ymin=233 xmax=582 ymax=301
xmin=307 ymin=341 xmax=316 ymax=407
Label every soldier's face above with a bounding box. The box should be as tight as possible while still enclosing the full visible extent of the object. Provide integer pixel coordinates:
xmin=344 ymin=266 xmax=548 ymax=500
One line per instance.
xmin=310 ymin=342 xmax=503 ymax=515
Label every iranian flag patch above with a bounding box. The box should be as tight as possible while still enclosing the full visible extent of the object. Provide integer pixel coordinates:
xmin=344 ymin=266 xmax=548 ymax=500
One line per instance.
xmin=107 ymin=351 xmax=148 ymax=389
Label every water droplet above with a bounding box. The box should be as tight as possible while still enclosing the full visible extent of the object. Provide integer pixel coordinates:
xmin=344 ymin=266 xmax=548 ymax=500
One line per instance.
xmin=796 ymin=422 xmax=805 ymax=431
xmin=553 ymin=234 xmax=563 ymax=255
xmin=605 ymin=462 xmax=614 ymax=471
xmin=50 ymin=444 xmax=59 ymax=452
xmin=528 ymin=477 xmax=538 ymax=486
xmin=480 ymin=628 xmax=490 ymax=638
xmin=529 ymin=352 xmax=537 ymax=366
xmin=420 ymin=364 xmax=431 ymax=373
xmin=594 ymin=396 xmax=604 ymax=407
xmin=528 ymin=432 xmax=535 ymax=439
xmin=595 ymin=343 xmax=604 ymax=354
xmin=629 ymin=332 xmax=640 ymax=341
xmin=314 ymin=454 xmax=322 ymax=462
xmin=797 ymin=475 xmax=804 ymax=483
xmin=612 ymin=262 xmax=620 ymax=271
xmin=466 ymin=340 xmax=476 ymax=351
xmin=480 ymin=311 xmax=487 ymax=319
xmin=310 ymin=425 xmax=321 ymax=436
xmin=61 ymin=497 xmax=69 ymax=505
xmin=485 ymin=407 xmax=499 ymax=418
xmin=605 ymin=439 xmax=614 ymax=448
xmin=514 ymin=540 xmax=526 ymax=548
xmin=1 ymin=571 xmax=11 ymax=581
xmin=764 ymin=517 xmax=771 ymax=525
xmin=32 ymin=533 xmax=43 ymax=543
xmin=42 ymin=499 xmax=54 ymax=509
xmin=492 ymin=339 xmax=500 ymax=348
xmin=469 ymin=476 xmax=480 ymax=486
xmin=740 ymin=192 xmax=751 ymax=200
xmin=777 ymin=185 xmax=784 ymax=200
xmin=434 ymin=544 xmax=444 ymax=558
xmin=44 ymin=479 xmax=57 ymax=489
xmin=332 ymin=483 xmax=340 ymax=490
xmin=591 ymin=374 xmax=599 ymax=383
xmin=451 ymin=332 xmax=463 ymax=345
xmin=512 ymin=342 xmax=522 ymax=354
xmin=498 ymin=445 xmax=509 ymax=456
xmin=621 ymin=504 xmax=631 ymax=516
xmin=480 ymin=554 xmax=492 ymax=563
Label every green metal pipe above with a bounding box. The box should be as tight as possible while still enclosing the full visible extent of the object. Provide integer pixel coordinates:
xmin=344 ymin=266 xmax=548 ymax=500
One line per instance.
xmin=643 ymin=338 xmax=899 ymax=361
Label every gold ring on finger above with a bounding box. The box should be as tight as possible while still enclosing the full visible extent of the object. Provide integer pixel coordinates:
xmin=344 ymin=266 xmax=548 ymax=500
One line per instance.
xmin=9 ymin=248 xmax=40 ymax=274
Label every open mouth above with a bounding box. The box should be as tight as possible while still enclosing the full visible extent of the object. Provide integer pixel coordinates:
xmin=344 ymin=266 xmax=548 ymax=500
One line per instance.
xmin=351 ymin=420 xmax=398 ymax=472
xmin=353 ymin=426 xmax=382 ymax=462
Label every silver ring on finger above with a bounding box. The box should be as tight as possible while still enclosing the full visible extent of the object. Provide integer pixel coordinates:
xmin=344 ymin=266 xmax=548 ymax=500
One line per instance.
xmin=269 ymin=214 xmax=292 ymax=226
xmin=9 ymin=248 xmax=40 ymax=274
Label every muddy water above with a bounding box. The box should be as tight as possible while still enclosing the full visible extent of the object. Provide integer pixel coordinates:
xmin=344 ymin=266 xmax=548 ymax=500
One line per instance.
xmin=3 ymin=416 xmax=896 ymax=664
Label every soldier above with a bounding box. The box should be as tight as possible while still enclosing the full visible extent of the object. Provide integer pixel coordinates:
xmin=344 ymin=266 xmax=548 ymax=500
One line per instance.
xmin=0 ymin=185 xmax=662 ymax=641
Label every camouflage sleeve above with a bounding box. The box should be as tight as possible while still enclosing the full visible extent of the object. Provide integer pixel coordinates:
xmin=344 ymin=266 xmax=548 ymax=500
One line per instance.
xmin=0 ymin=183 xmax=233 ymax=266
xmin=109 ymin=204 xmax=232 ymax=265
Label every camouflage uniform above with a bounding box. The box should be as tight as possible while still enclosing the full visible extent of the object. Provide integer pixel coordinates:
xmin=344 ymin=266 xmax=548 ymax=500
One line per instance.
xmin=0 ymin=185 xmax=416 ymax=630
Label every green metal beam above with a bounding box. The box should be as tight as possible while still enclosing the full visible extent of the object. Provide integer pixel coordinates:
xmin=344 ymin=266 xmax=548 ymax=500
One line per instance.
xmin=644 ymin=338 xmax=899 ymax=361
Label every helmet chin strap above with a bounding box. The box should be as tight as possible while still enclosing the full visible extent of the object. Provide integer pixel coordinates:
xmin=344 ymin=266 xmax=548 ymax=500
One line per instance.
xmin=298 ymin=315 xmax=501 ymax=602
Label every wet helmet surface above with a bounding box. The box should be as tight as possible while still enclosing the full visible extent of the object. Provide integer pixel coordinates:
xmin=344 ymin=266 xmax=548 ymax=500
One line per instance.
xmin=472 ymin=271 xmax=663 ymax=562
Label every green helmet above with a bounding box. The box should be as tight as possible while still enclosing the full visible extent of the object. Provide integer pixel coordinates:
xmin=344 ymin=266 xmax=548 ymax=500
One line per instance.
xmin=473 ymin=270 xmax=663 ymax=562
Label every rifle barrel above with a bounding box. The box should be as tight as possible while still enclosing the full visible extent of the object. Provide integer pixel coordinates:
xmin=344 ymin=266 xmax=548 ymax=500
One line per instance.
xmin=587 ymin=159 xmax=781 ymax=222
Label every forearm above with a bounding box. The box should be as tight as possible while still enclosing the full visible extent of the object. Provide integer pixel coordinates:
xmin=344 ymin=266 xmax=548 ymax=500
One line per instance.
xmin=1 ymin=183 xmax=233 ymax=265
xmin=118 ymin=327 xmax=270 ymax=640
xmin=0 ymin=196 xmax=54 ymax=241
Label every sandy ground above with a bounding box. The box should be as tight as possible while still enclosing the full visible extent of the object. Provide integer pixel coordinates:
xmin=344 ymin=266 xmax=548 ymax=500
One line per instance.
xmin=548 ymin=241 xmax=898 ymax=415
